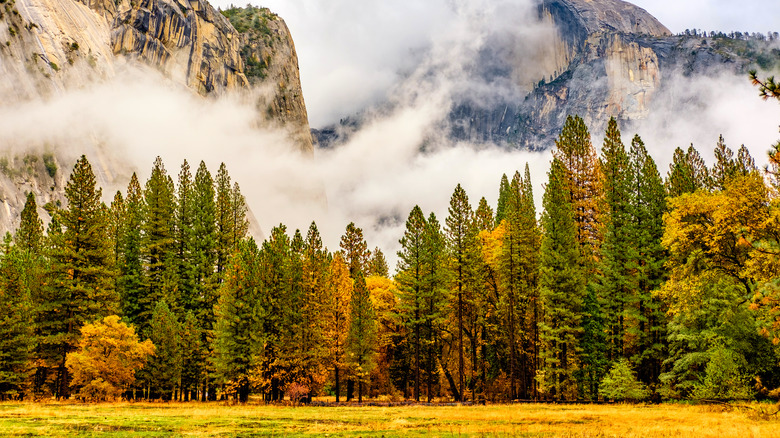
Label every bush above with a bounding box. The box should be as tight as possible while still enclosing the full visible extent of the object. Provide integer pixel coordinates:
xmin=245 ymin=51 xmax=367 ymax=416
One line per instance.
xmin=600 ymin=359 xmax=650 ymax=402
xmin=691 ymin=346 xmax=753 ymax=401
xmin=43 ymin=153 xmax=56 ymax=178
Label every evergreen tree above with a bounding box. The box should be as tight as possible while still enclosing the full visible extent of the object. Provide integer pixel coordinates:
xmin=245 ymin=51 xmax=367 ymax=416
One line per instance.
xmin=539 ymin=158 xmax=585 ymax=400
xmin=711 ymin=135 xmax=737 ymax=190
xmin=230 ymin=182 xmax=249 ymax=247
xmin=368 ymin=247 xmax=389 ymax=277
xmin=141 ymin=157 xmax=177 ymax=326
xmin=299 ymin=222 xmax=331 ymax=396
xmin=191 ymin=161 xmax=218 ymax=316
xmin=346 ymin=272 xmax=376 ymax=403
xmin=340 ymin=222 xmax=370 ymax=278
xmin=257 ymin=225 xmax=294 ymax=401
xmin=15 ymin=192 xmax=43 ymax=253
xmin=146 ymin=300 xmax=182 ymax=400
xmin=214 ymin=239 xmax=262 ymax=402
xmin=445 ymin=184 xmax=477 ymax=401
xmin=108 ymin=192 xmax=125 ymax=271
xmin=0 ymin=247 xmax=36 ymax=399
xmin=553 ymin=115 xmax=602 ymax=267
xmin=628 ymin=135 xmax=668 ymax=384
xmin=339 ymin=222 xmax=370 ymax=400
xmin=179 ymin=310 xmax=202 ymax=401
xmin=735 ymin=145 xmax=758 ymax=176
xmin=175 ymin=160 xmax=196 ymax=311
xmin=215 ymin=163 xmax=235 ymax=282
xmin=686 ymin=144 xmax=712 ymax=190
xmin=118 ymin=173 xmax=144 ymax=328
xmin=495 ymin=174 xmax=511 ymax=225
xmin=474 ymin=197 xmax=495 ymax=232
xmin=666 ymin=147 xmax=696 ymax=197
xmin=597 ymin=118 xmax=636 ymax=364
xmin=667 ymin=144 xmax=712 ymax=196
xmin=396 ymin=206 xmax=427 ymax=401
xmin=46 ymin=155 xmax=118 ymax=398
xmin=422 ymin=212 xmax=448 ymax=401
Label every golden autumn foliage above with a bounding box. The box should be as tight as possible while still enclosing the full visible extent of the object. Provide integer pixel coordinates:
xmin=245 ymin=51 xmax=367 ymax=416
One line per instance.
xmin=661 ymin=173 xmax=773 ymax=315
xmin=65 ymin=315 xmax=155 ymax=402
xmin=326 ymin=253 xmax=353 ymax=382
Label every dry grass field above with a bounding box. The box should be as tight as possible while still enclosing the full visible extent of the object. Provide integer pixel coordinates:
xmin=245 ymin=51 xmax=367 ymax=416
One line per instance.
xmin=0 ymin=401 xmax=778 ymax=437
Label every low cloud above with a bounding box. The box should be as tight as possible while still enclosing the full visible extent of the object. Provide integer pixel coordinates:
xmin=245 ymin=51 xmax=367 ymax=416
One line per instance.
xmin=2 ymin=0 xmax=779 ymax=270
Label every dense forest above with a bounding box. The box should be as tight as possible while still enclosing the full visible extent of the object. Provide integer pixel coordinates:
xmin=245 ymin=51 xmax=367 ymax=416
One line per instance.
xmin=1 ymin=79 xmax=780 ymax=404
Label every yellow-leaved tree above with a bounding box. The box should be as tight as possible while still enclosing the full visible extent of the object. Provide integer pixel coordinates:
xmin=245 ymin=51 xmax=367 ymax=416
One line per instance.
xmin=66 ymin=315 xmax=155 ymax=401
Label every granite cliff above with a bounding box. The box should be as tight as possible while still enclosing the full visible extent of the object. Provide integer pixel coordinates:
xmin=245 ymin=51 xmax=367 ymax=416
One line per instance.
xmin=454 ymin=0 xmax=779 ymax=149
xmin=0 ymin=0 xmax=312 ymax=233
xmin=314 ymin=0 xmax=779 ymax=151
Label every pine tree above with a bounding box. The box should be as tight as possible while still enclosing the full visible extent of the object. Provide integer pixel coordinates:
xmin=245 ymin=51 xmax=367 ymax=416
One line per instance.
xmin=553 ymin=115 xmax=603 ymax=268
xmin=175 ymin=160 xmax=196 ymax=311
xmin=339 ymin=222 xmax=370 ymax=400
xmin=179 ymin=310 xmax=202 ymax=401
xmin=214 ymin=239 xmax=262 ymax=402
xmin=368 ymin=247 xmax=389 ymax=277
xmin=422 ymin=212 xmax=448 ymax=401
xmin=539 ymin=157 xmax=585 ymax=400
xmin=46 ymin=155 xmax=118 ymax=399
xmin=627 ymin=135 xmax=668 ymax=384
xmin=495 ymin=174 xmax=511 ymax=225
xmin=340 ymin=222 xmax=370 ymax=278
xmin=346 ymin=272 xmax=376 ymax=403
xmin=474 ymin=197 xmax=495 ymax=232
xmin=299 ymin=222 xmax=331 ymax=396
xmin=0 ymin=247 xmax=36 ymax=399
xmin=445 ymin=184 xmax=477 ymax=401
xmin=215 ymin=163 xmax=235 ymax=282
xmin=141 ymin=157 xmax=177 ymax=326
xmin=735 ymin=145 xmax=758 ymax=176
xmin=257 ymin=225 xmax=294 ymax=401
xmin=108 ymin=192 xmax=125 ymax=271
xmin=711 ymin=135 xmax=737 ymax=190
xmin=146 ymin=300 xmax=182 ymax=400
xmin=15 ymin=192 xmax=43 ymax=253
xmin=118 ymin=173 xmax=144 ymax=328
xmin=191 ymin=161 xmax=217 ymax=317
xmin=666 ymin=147 xmax=696 ymax=197
xmin=597 ymin=118 xmax=636 ymax=364
xmin=500 ymin=172 xmax=524 ymax=400
xmin=686 ymin=144 xmax=711 ymax=190
xmin=396 ymin=206 xmax=427 ymax=401
xmin=230 ymin=182 xmax=249 ymax=247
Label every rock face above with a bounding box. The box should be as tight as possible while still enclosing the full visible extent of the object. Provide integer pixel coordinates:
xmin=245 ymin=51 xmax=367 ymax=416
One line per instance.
xmin=0 ymin=0 xmax=312 ymax=233
xmin=314 ymin=0 xmax=778 ymax=151
xmin=1 ymin=0 xmax=312 ymax=151
xmin=451 ymin=0 xmax=778 ymax=150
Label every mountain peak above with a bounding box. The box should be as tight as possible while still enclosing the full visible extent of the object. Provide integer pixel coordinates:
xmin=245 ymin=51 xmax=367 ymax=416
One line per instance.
xmin=544 ymin=0 xmax=671 ymax=38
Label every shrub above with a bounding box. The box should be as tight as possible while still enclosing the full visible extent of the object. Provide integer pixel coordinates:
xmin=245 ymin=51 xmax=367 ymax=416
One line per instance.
xmin=600 ymin=359 xmax=650 ymax=402
xmin=691 ymin=345 xmax=753 ymax=401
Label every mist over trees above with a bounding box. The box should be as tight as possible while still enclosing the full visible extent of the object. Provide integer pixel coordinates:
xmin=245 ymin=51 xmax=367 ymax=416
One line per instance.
xmin=2 ymin=93 xmax=780 ymax=403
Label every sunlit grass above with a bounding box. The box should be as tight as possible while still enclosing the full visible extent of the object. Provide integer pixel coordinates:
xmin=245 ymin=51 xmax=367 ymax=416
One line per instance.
xmin=0 ymin=401 xmax=777 ymax=437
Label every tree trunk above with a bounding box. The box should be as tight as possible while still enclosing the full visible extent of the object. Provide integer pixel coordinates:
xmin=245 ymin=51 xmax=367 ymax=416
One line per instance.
xmin=458 ymin=275 xmax=464 ymax=402
xmin=335 ymin=365 xmax=340 ymax=402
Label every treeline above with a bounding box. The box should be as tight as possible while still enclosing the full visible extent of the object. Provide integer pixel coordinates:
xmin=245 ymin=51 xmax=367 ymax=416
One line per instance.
xmin=0 ymin=156 xmax=250 ymax=401
xmin=2 ymin=114 xmax=780 ymax=403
